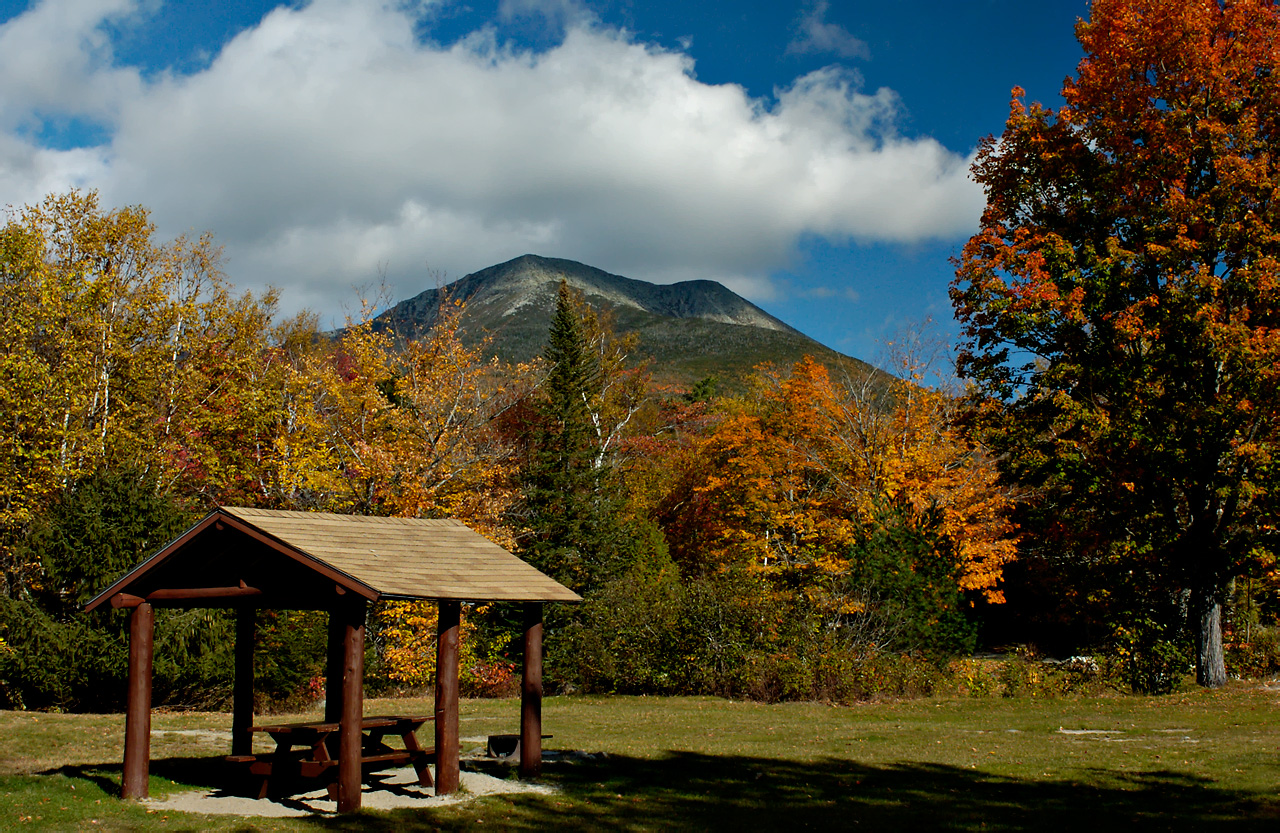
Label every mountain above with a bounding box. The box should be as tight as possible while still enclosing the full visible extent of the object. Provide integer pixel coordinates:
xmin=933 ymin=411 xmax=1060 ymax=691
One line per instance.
xmin=373 ymin=254 xmax=874 ymax=389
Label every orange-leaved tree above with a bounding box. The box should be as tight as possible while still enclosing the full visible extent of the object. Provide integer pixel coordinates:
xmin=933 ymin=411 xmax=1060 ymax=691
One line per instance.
xmin=661 ymin=355 xmax=1016 ymax=631
xmin=952 ymin=0 xmax=1280 ymax=689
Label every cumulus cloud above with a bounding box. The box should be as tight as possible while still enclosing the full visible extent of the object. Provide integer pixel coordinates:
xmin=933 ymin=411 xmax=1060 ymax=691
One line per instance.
xmin=0 ymin=0 xmax=980 ymax=322
xmin=787 ymin=1 xmax=869 ymax=61
xmin=0 ymin=0 xmax=143 ymax=129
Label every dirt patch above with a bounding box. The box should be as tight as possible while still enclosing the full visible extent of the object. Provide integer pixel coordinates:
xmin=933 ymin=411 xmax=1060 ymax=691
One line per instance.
xmin=142 ymin=766 xmax=556 ymax=818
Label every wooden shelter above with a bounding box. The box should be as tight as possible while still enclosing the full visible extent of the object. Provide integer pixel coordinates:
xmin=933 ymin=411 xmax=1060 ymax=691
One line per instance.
xmin=84 ymin=507 xmax=580 ymax=812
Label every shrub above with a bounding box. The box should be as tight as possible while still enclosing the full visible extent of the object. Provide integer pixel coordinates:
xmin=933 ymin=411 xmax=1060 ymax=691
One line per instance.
xmin=552 ymin=561 xmax=685 ymax=694
xmin=1113 ymin=619 xmax=1192 ymax=695
xmin=949 ymin=658 xmax=1000 ymax=697
xmin=461 ymin=660 xmax=521 ymax=698
xmin=1225 ymin=625 xmax=1280 ymax=679
xmin=844 ymin=502 xmax=978 ymax=660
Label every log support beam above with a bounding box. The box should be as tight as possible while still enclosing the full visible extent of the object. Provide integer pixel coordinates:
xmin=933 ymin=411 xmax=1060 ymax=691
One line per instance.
xmin=122 ymin=602 xmax=154 ymax=799
xmin=231 ymin=607 xmax=256 ymax=756
xmin=336 ymin=600 xmax=366 ymax=813
xmin=520 ymin=602 xmax=544 ymax=779
xmin=434 ymin=600 xmax=461 ymax=794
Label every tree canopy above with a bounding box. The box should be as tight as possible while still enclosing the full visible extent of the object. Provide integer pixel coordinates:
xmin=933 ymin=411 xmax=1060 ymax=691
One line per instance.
xmin=951 ymin=0 xmax=1280 ymax=689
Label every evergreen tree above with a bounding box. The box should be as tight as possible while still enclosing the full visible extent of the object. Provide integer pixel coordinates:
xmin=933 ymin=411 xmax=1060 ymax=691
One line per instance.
xmin=521 ymin=282 xmax=631 ymax=591
xmin=0 ymin=467 xmax=239 ymax=710
xmin=25 ymin=466 xmax=192 ymax=620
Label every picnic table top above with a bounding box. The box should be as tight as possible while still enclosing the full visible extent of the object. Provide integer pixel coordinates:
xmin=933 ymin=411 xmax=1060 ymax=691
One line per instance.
xmin=248 ymin=714 xmax=433 ymax=735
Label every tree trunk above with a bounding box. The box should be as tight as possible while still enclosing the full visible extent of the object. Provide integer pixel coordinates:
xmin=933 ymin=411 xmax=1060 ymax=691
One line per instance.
xmin=1195 ymin=593 xmax=1227 ymax=688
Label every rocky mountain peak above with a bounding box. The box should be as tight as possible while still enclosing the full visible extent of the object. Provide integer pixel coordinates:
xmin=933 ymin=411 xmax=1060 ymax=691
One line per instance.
xmin=381 ymin=254 xmax=796 ymax=335
xmin=372 ymin=254 xmax=866 ymax=388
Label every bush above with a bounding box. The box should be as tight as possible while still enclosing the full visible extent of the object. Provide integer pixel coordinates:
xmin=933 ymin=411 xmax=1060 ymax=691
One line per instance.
xmin=0 ymin=597 xmax=127 ymax=710
xmin=251 ymin=609 xmax=328 ymax=712
xmin=1225 ymin=625 xmax=1280 ymax=679
xmin=0 ymin=468 xmax=246 ymax=711
xmin=844 ymin=502 xmax=978 ymax=660
xmin=1113 ymin=621 xmax=1191 ymax=695
xmin=842 ymin=652 xmax=949 ymax=700
xmin=949 ymin=658 xmax=1000 ymax=697
xmin=461 ymin=660 xmax=521 ymax=698
xmin=552 ymin=561 xmax=686 ymax=694
xmin=0 ymin=596 xmax=236 ymax=711
xmin=557 ymin=559 xmax=981 ymax=703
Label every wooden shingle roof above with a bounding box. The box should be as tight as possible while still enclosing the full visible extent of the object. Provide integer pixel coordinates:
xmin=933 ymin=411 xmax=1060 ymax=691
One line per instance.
xmin=85 ymin=506 xmax=580 ymax=612
xmin=222 ymin=507 xmax=580 ymax=602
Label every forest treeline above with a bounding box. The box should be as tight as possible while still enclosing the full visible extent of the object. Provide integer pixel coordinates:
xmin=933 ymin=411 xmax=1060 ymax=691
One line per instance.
xmin=8 ymin=0 xmax=1280 ymax=705
xmin=0 ymin=191 xmax=1021 ymax=710
xmin=1 ymin=184 xmax=1276 ymax=712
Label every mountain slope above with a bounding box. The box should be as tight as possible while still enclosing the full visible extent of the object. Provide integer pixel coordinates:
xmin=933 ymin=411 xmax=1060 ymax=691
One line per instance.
xmin=374 ymin=254 xmax=872 ymax=388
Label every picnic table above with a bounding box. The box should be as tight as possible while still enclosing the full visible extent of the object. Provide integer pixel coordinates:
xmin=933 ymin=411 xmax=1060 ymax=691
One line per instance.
xmin=227 ymin=714 xmax=435 ymax=799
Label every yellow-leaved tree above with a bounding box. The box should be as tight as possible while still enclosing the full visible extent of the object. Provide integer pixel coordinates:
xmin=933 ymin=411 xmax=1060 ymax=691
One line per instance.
xmin=272 ymin=297 xmax=536 ymax=686
xmin=0 ymin=191 xmax=296 ymax=597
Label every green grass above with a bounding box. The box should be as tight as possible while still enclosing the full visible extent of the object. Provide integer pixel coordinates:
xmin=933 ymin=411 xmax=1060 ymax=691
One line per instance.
xmin=3 ymin=684 xmax=1279 ymax=830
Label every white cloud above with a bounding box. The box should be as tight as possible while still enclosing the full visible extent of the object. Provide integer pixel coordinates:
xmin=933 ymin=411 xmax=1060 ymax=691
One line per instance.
xmin=787 ymin=1 xmax=869 ymax=61
xmin=802 ymin=285 xmax=861 ymax=303
xmin=0 ymin=0 xmax=144 ymax=129
xmin=498 ymin=0 xmax=595 ymax=30
xmin=0 ymin=132 xmax=109 ymax=209
xmin=0 ymin=0 xmax=981 ymax=323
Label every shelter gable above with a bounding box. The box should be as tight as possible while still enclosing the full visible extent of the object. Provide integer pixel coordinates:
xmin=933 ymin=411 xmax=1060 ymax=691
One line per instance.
xmin=123 ymin=524 xmax=360 ymax=609
xmin=85 ymin=506 xmax=580 ymax=612
xmin=221 ymin=507 xmax=580 ymax=602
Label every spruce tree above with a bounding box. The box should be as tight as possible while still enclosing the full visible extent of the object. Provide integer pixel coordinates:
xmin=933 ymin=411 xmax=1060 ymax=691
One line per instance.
xmin=521 ymin=282 xmax=626 ymax=591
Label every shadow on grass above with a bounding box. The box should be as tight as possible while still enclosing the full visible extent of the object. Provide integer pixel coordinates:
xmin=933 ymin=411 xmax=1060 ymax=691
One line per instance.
xmin=46 ymin=757 xmax=256 ymax=799
xmin=323 ymin=752 xmax=1277 ymax=833
xmin=42 ymin=752 xmax=1280 ymax=832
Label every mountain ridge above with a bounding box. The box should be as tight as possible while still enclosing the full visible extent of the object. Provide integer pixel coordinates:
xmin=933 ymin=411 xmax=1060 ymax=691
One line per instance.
xmin=373 ymin=254 xmax=871 ymax=387
xmin=378 ymin=254 xmax=799 ymax=334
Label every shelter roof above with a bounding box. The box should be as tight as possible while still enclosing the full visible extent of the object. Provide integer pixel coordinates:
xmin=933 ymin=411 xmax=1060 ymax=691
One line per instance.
xmin=85 ymin=506 xmax=580 ymax=612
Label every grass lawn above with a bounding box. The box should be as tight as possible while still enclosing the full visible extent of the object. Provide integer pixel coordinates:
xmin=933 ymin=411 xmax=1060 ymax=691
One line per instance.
xmin=2 ymin=682 xmax=1278 ymax=831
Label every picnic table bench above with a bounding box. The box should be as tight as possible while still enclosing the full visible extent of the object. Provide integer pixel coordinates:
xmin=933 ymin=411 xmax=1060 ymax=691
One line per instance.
xmin=227 ymin=714 xmax=434 ymax=798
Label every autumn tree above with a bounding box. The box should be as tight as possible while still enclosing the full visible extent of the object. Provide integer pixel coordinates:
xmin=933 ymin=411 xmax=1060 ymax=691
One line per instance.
xmin=951 ymin=0 xmax=1280 ymax=689
xmin=282 ymin=297 xmax=525 ymax=533
xmin=659 ymin=355 xmax=1015 ymax=652
xmin=0 ymin=191 xmax=332 ymax=708
xmin=268 ymin=296 xmax=535 ymax=690
xmin=0 ymin=191 xmax=299 ymax=597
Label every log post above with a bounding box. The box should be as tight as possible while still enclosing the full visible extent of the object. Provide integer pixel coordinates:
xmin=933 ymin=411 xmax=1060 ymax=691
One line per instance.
xmin=122 ymin=601 xmax=154 ymax=799
xmin=231 ymin=606 xmax=256 ymax=756
xmin=336 ymin=600 xmax=366 ymax=813
xmin=520 ymin=602 xmax=544 ymax=778
xmin=325 ymin=608 xmax=345 ymax=724
xmin=434 ymin=600 xmax=461 ymax=794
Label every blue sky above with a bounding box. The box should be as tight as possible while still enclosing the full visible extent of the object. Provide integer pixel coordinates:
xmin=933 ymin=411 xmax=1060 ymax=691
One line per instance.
xmin=0 ymin=0 xmax=1087 ymax=364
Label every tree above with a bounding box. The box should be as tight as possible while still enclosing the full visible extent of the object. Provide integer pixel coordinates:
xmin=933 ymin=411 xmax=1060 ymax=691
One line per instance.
xmin=520 ymin=282 xmax=646 ymax=591
xmin=25 ymin=466 xmax=193 ymax=620
xmin=0 ymin=191 xmax=305 ymax=596
xmin=285 ymin=297 xmax=524 ymax=533
xmin=951 ymin=0 xmax=1280 ymax=689
xmin=0 ymin=466 xmax=234 ymax=710
xmin=659 ymin=355 xmax=1016 ymax=635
